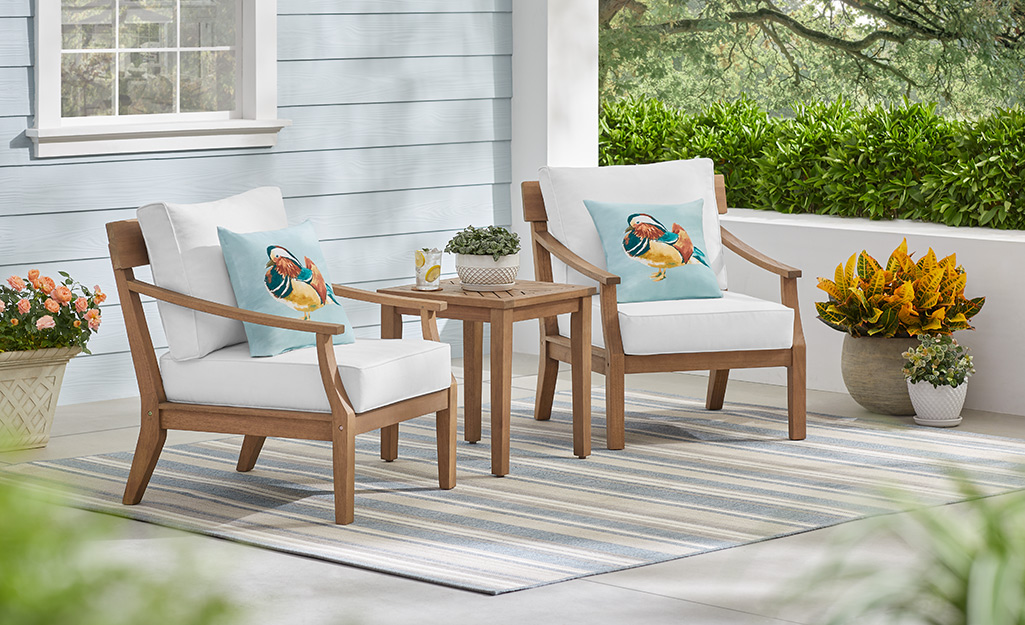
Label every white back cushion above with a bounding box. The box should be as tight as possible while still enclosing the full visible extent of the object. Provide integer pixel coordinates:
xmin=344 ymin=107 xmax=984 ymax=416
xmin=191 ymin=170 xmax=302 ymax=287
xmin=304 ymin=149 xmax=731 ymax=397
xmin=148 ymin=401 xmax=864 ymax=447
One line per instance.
xmin=137 ymin=187 xmax=289 ymax=361
xmin=538 ymin=158 xmax=727 ymax=290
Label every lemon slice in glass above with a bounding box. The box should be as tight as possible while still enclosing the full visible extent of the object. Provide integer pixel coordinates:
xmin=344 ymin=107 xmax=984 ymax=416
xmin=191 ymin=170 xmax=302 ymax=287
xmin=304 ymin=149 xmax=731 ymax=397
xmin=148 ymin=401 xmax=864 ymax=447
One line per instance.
xmin=425 ymin=265 xmax=441 ymax=282
xmin=415 ymin=250 xmax=427 ymax=269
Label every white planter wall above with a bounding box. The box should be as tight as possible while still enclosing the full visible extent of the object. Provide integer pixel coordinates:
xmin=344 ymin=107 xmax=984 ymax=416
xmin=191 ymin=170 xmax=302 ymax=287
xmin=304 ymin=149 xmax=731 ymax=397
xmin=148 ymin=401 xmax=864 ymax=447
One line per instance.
xmin=721 ymin=208 xmax=1024 ymax=417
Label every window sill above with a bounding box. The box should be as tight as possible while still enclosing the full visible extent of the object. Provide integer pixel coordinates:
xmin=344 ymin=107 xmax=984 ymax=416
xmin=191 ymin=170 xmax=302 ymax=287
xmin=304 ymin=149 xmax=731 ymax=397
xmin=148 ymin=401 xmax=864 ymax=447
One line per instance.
xmin=26 ymin=118 xmax=292 ymax=158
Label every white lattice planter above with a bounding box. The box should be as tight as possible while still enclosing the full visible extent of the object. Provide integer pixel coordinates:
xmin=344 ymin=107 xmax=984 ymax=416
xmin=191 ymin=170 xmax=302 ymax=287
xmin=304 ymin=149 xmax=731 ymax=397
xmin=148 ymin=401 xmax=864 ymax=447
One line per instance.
xmin=454 ymin=253 xmax=520 ymax=291
xmin=908 ymin=380 xmax=968 ymax=428
xmin=0 ymin=347 xmax=80 ymax=451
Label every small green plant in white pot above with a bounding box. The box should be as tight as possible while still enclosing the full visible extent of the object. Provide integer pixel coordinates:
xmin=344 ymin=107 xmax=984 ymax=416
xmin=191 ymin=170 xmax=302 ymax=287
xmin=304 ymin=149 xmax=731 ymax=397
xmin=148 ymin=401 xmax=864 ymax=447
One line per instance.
xmin=445 ymin=225 xmax=521 ymax=291
xmin=902 ymin=334 xmax=975 ymax=427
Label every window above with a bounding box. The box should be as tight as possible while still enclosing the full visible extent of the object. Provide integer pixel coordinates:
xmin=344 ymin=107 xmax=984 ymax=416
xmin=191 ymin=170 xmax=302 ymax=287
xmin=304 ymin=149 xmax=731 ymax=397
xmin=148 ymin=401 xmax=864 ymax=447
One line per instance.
xmin=28 ymin=0 xmax=288 ymax=158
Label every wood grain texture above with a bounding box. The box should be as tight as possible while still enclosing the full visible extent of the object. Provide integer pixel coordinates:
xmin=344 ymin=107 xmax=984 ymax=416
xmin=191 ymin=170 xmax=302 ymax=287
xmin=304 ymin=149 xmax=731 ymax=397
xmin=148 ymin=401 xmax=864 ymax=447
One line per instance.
xmin=0 ymin=143 xmax=511 ymax=215
xmin=0 ymin=17 xmax=29 ymax=67
xmin=279 ymin=56 xmax=511 ymax=106
xmin=279 ymin=0 xmax=511 ymax=14
xmin=278 ymin=12 xmax=511 ymax=60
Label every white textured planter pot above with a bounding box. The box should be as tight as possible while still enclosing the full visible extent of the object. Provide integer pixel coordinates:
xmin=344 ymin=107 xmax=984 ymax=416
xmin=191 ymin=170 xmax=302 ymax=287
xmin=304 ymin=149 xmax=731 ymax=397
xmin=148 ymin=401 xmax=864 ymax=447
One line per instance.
xmin=907 ymin=379 xmax=968 ymax=427
xmin=0 ymin=346 xmax=81 ymax=451
xmin=454 ymin=252 xmax=519 ymax=291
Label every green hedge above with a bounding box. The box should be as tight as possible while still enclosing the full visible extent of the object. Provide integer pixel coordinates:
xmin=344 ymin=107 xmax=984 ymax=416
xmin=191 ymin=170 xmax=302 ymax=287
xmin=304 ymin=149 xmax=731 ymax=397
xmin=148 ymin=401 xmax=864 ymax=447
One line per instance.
xmin=599 ymin=96 xmax=1025 ymax=229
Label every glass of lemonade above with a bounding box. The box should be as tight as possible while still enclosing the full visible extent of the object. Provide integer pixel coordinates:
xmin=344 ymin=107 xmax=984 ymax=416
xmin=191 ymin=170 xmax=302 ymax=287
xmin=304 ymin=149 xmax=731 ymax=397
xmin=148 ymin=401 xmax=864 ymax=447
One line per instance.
xmin=414 ymin=248 xmax=442 ymax=290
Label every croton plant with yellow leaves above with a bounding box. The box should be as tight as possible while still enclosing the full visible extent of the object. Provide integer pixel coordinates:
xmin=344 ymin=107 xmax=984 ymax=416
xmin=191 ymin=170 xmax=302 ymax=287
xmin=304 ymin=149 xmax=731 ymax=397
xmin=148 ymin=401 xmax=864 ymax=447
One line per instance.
xmin=815 ymin=239 xmax=985 ymax=338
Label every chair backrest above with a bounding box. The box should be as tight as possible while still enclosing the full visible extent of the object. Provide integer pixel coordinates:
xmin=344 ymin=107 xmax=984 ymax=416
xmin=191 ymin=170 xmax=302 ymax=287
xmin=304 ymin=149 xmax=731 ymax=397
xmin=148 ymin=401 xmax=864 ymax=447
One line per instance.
xmin=527 ymin=159 xmax=729 ymax=289
xmin=135 ymin=187 xmax=288 ymax=361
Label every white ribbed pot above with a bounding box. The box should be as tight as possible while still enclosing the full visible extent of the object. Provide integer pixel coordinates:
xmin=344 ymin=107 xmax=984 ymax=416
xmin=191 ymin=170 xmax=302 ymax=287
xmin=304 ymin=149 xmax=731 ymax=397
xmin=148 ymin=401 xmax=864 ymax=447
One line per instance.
xmin=907 ymin=379 xmax=967 ymax=427
xmin=454 ymin=253 xmax=519 ymax=291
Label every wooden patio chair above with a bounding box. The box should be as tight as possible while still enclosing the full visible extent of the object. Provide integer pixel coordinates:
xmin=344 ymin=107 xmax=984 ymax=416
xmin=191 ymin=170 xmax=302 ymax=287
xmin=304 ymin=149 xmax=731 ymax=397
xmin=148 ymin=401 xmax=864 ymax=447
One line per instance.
xmin=522 ymin=159 xmax=806 ymax=450
xmin=105 ymin=188 xmax=457 ymax=524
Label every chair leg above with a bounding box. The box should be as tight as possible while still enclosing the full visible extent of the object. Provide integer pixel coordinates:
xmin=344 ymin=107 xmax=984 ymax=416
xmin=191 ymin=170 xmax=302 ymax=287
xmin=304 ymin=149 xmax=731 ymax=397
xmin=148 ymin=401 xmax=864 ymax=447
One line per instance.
xmin=122 ymin=407 xmax=167 ymax=505
xmin=380 ymin=424 xmax=399 ymax=462
xmin=705 ymin=369 xmax=730 ymax=410
xmin=332 ymin=416 xmax=357 ymax=525
xmin=236 ymin=435 xmax=266 ymax=472
xmin=605 ymin=356 xmax=626 ymax=450
xmin=788 ymin=345 xmax=807 ymax=440
xmin=534 ymin=339 xmax=559 ymax=421
xmin=437 ymin=381 xmax=458 ymax=490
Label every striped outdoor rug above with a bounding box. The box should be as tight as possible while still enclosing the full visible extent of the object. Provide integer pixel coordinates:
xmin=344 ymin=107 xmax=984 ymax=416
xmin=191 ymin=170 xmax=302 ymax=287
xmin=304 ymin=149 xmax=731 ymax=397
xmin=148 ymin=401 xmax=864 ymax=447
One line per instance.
xmin=6 ymin=388 xmax=1025 ymax=595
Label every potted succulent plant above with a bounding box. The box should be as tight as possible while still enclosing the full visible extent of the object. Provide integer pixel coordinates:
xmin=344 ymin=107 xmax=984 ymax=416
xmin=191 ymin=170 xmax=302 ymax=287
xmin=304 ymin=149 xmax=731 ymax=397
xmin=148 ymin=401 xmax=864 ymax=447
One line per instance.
xmin=445 ymin=225 xmax=522 ymax=291
xmin=815 ymin=239 xmax=984 ymax=415
xmin=0 ymin=269 xmax=105 ymax=450
xmin=902 ymin=334 xmax=974 ymax=427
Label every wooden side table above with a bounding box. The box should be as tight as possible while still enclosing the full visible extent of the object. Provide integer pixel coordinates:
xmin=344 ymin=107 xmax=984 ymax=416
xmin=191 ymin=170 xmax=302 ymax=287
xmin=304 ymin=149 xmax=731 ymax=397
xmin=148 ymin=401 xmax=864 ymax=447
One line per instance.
xmin=378 ymin=279 xmax=596 ymax=476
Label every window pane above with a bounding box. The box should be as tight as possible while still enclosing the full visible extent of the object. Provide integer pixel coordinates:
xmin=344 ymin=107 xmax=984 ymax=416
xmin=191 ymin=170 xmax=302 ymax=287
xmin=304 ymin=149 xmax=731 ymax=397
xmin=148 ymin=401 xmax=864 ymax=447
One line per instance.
xmin=181 ymin=50 xmax=236 ymax=112
xmin=119 ymin=51 xmax=176 ymax=114
xmin=62 ymin=52 xmax=114 ymax=117
xmin=119 ymin=0 xmax=177 ymax=49
xmin=181 ymin=0 xmax=236 ymax=48
xmin=62 ymin=0 xmax=115 ymax=50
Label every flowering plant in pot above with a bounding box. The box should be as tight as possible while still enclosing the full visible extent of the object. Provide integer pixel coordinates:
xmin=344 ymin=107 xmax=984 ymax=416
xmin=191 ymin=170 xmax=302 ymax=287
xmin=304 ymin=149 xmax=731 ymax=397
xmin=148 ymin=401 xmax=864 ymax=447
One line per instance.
xmin=445 ymin=225 xmax=522 ymax=291
xmin=902 ymin=334 xmax=974 ymax=427
xmin=0 ymin=269 xmax=105 ymax=450
xmin=814 ymin=239 xmax=984 ymax=415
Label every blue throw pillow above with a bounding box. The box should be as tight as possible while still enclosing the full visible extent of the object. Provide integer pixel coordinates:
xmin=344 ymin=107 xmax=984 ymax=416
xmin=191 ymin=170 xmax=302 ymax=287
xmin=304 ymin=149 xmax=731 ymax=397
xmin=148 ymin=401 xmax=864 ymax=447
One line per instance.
xmin=217 ymin=220 xmax=356 ymax=357
xmin=583 ymin=199 xmax=723 ymax=303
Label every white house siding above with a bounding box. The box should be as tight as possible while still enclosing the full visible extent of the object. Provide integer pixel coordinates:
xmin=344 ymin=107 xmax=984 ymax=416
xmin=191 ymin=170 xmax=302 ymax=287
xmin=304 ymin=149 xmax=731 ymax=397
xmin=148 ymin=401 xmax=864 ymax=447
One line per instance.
xmin=0 ymin=0 xmax=513 ymax=404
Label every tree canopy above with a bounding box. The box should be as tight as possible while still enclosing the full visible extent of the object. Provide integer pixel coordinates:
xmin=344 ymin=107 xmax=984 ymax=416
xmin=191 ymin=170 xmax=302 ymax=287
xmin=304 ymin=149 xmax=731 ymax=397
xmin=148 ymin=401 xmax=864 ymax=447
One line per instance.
xmin=599 ymin=0 xmax=1025 ymax=117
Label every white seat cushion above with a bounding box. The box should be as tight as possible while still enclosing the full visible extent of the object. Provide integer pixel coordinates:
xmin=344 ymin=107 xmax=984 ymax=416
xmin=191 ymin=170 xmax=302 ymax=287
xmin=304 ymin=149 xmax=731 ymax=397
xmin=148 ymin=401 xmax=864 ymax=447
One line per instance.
xmin=558 ymin=292 xmax=794 ymax=355
xmin=160 ymin=338 xmax=451 ymax=414
xmin=138 ymin=187 xmax=289 ymax=361
xmin=538 ymin=159 xmax=727 ymax=290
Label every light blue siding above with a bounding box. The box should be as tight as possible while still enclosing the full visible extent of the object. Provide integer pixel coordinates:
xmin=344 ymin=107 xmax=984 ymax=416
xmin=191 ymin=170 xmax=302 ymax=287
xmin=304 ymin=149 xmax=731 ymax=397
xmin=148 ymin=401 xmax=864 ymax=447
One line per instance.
xmin=0 ymin=3 xmax=513 ymax=404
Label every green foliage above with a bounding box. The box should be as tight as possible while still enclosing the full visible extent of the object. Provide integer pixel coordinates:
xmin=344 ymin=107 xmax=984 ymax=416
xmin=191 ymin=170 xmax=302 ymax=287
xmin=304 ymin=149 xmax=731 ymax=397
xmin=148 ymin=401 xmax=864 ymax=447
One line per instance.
xmin=902 ymin=334 xmax=975 ymax=389
xmin=0 ymin=478 xmax=240 ymax=625
xmin=0 ymin=271 xmax=106 ymax=354
xmin=600 ymin=95 xmax=1025 ymax=230
xmin=809 ymin=476 xmax=1025 ymax=625
xmin=445 ymin=225 xmax=521 ymax=261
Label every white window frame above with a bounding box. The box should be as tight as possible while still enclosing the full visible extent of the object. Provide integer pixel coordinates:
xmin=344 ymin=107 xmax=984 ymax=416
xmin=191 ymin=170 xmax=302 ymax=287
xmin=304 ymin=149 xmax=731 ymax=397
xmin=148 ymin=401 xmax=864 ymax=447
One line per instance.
xmin=28 ymin=0 xmax=289 ymax=158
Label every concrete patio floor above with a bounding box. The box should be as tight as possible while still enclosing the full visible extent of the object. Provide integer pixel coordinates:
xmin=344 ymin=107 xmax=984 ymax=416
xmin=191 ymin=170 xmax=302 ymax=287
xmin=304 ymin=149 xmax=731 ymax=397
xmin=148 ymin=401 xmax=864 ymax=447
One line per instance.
xmin=2 ymin=353 xmax=1023 ymax=625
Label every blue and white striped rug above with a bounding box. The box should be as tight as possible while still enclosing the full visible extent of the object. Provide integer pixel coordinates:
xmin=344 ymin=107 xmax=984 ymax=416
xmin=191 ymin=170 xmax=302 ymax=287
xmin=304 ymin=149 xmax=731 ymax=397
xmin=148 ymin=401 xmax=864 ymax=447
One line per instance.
xmin=7 ymin=389 xmax=1025 ymax=594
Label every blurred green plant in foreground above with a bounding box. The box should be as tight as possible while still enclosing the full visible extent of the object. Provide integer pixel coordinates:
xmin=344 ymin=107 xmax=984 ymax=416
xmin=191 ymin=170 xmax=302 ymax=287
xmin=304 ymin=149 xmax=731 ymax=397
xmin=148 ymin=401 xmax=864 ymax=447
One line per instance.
xmin=0 ymin=476 xmax=240 ymax=625
xmin=811 ymin=476 xmax=1025 ymax=625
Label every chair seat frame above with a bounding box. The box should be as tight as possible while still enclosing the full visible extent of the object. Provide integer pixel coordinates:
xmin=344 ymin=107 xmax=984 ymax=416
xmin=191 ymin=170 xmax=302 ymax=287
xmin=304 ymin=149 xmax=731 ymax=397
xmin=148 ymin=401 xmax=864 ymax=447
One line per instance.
xmin=107 ymin=220 xmax=457 ymax=524
xmin=522 ymin=176 xmax=806 ymax=450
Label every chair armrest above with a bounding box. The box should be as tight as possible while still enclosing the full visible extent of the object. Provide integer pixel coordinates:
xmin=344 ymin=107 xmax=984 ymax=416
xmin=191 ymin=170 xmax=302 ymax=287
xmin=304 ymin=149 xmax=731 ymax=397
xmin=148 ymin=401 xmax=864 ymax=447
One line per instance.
xmin=125 ymin=278 xmax=347 ymax=335
xmin=533 ymin=231 xmax=621 ymax=286
xmin=331 ymin=284 xmax=447 ymax=313
xmin=721 ymin=227 xmax=802 ymax=279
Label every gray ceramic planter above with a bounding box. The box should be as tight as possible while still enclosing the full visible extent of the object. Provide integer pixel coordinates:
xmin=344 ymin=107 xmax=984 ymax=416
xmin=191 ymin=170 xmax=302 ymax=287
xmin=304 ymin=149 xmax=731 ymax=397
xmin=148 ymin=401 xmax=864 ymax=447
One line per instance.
xmin=840 ymin=335 xmax=918 ymax=415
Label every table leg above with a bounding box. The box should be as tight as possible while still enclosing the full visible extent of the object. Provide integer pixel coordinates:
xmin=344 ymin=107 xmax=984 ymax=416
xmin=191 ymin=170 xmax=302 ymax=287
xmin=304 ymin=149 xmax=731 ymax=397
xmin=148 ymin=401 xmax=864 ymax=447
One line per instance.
xmin=490 ymin=310 xmax=513 ymax=476
xmin=462 ymin=320 xmax=484 ymax=443
xmin=380 ymin=305 xmax=402 ymax=461
xmin=570 ymin=296 xmax=592 ymax=459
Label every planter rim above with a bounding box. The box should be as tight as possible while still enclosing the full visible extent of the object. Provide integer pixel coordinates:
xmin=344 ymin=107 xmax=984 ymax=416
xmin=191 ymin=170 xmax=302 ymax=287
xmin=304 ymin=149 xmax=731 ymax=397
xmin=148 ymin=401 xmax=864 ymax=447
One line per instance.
xmin=0 ymin=346 xmax=82 ymax=367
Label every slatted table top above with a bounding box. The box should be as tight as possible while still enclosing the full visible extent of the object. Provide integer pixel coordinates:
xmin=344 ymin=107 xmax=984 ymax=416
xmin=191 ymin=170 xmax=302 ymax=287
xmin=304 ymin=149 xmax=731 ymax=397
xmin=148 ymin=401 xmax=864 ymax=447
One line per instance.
xmin=378 ymin=279 xmax=596 ymax=310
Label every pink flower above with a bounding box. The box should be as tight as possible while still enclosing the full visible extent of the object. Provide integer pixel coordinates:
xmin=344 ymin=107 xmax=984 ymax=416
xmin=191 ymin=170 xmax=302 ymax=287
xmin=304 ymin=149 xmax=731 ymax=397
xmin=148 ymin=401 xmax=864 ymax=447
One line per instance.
xmin=52 ymin=285 xmax=73 ymax=304
xmin=17 ymin=298 xmax=30 ymax=314
xmin=88 ymin=316 xmax=101 ymax=331
xmin=0 ymin=300 xmax=4 ymax=313
xmin=44 ymin=298 xmax=60 ymax=313
xmin=27 ymin=269 xmax=40 ymax=289
xmin=85 ymin=308 xmax=100 ymax=320
xmin=75 ymin=297 xmax=88 ymax=312
xmin=40 ymin=276 xmax=56 ymax=293
xmin=93 ymin=286 xmax=107 ymax=304
xmin=7 ymin=275 xmax=25 ymax=290
xmin=36 ymin=315 xmax=55 ymax=330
